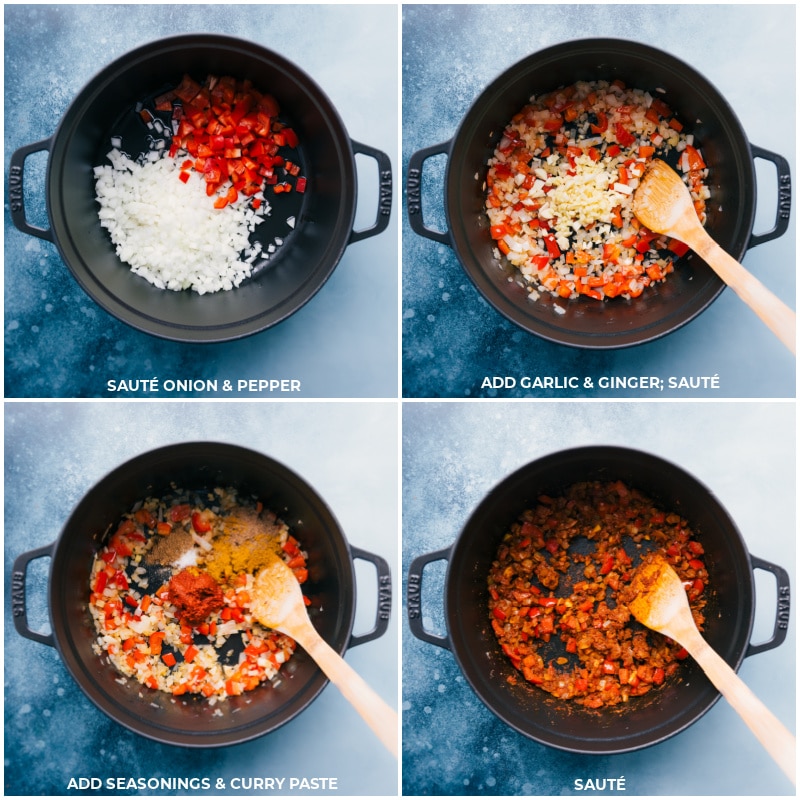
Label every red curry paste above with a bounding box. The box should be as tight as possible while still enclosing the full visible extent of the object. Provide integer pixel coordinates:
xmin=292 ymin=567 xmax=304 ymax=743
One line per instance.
xmin=168 ymin=569 xmax=224 ymax=625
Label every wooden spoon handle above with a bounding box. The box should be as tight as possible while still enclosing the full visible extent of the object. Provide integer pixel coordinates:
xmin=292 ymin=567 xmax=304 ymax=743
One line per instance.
xmin=294 ymin=622 xmax=398 ymax=758
xmin=685 ymin=227 xmax=796 ymax=355
xmin=685 ymin=631 xmax=795 ymax=784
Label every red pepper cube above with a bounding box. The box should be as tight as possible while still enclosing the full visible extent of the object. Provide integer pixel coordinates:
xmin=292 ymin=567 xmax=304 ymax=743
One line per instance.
xmin=284 ymin=128 xmax=299 ymax=148
xmin=94 ymin=571 xmax=108 ymax=594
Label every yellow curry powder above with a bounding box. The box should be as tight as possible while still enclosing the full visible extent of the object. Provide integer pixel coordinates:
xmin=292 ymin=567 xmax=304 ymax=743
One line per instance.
xmin=204 ymin=508 xmax=286 ymax=585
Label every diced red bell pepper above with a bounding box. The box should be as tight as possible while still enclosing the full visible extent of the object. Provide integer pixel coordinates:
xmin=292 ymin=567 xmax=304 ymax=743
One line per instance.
xmin=646 ymin=264 xmax=664 ymax=282
xmin=538 ymin=615 xmax=554 ymax=635
xmin=683 ymin=144 xmax=706 ymax=172
xmin=191 ymin=511 xmax=212 ymax=534
xmin=543 ymin=235 xmax=561 ymax=259
xmin=283 ymin=128 xmax=299 ymax=148
xmin=282 ymin=536 xmax=300 ymax=556
xmin=108 ymin=535 xmax=133 ymax=558
xmin=650 ymin=98 xmax=672 ymax=118
xmin=544 ymin=538 xmax=560 ymax=555
xmin=149 ymin=632 xmax=165 ymax=655
xmin=615 ymin=122 xmax=636 ymax=147
xmin=156 ymin=74 xmax=302 ymax=201
xmin=668 ymin=239 xmax=690 ymax=257
xmin=117 ymin=519 xmax=137 ymax=537
xmin=590 ymin=111 xmax=608 ymax=134
xmin=169 ymin=504 xmax=192 ymax=522
xmin=134 ymin=508 xmax=156 ymax=528
xmin=530 ymin=255 xmax=550 ymax=271
xmin=94 ymin=571 xmax=108 ymax=594
xmin=603 ymin=243 xmax=621 ymax=264
xmin=600 ymin=554 xmax=615 ymax=575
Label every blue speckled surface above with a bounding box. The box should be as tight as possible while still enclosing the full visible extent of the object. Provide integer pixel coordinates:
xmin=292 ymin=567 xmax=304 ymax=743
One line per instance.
xmin=402 ymin=401 xmax=795 ymax=795
xmin=402 ymin=4 xmax=796 ymax=398
xmin=5 ymin=402 xmax=398 ymax=795
xmin=4 ymin=4 xmax=398 ymax=399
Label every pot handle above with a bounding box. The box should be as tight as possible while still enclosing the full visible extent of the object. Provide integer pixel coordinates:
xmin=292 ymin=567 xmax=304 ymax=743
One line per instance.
xmin=745 ymin=554 xmax=791 ymax=657
xmin=406 ymin=140 xmax=453 ymax=246
xmin=9 ymin=137 xmax=55 ymax=243
xmin=11 ymin=543 xmax=56 ymax=647
xmin=348 ymin=545 xmax=392 ymax=648
xmin=748 ymin=144 xmax=792 ymax=248
xmin=348 ymin=140 xmax=393 ymax=244
xmin=406 ymin=545 xmax=453 ymax=650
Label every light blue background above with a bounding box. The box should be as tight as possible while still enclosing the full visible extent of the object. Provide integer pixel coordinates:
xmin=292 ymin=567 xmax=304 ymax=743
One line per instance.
xmin=5 ymin=402 xmax=398 ymax=796
xmin=4 ymin=4 xmax=398 ymax=399
xmin=402 ymin=401 xmax=795 ymax=795
xmin=402 ymin=4 xmax=796 ymax=398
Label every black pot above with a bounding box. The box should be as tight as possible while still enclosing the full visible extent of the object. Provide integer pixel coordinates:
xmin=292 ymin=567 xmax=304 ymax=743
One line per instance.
xmin=406 ymin=38 xmax=791 ymax=349
xmin=9 ymin=34 xmax=393 ymax=343
xmin=12 ymin=442 xmax=392 ymax=748
xmin=407 ymin=446 xmax=790 ymax=754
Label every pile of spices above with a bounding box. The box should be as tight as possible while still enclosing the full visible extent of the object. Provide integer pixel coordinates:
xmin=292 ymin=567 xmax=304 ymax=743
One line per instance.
xmin=89 ymin=488 xmax=307 ymax=700
xmin=204 ymin=507 xmax=288 ymax=584
xmin=148 ymin=525 xmax=197 ymax=567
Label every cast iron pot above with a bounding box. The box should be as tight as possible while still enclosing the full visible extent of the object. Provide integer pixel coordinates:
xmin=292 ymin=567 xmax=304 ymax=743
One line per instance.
xmin=12 ymin=442 xmax=392 ymax=747
xmin=9 ymin=34 xmax=393 ymax=342
xmin=407 ymin=38 xmax=791 ymax=348
xmin=407 ymin=446 xmax=790 ymax=754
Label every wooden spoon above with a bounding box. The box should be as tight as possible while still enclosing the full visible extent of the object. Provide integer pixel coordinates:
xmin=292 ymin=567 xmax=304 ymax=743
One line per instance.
xmin=633 ymin=159 xmax=796 ymax=354
xmin=250 ymin=552 xmax=398 ymax=757
xmin=627 ymin=554 xmax=795 ymax=784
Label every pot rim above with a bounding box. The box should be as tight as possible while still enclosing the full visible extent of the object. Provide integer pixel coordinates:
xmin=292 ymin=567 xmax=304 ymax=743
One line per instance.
xmin=433 ymin=445 xmax=772 ymax=754
xmin=41 ymin=34 xmax=359 ymax=343
xmin=38 ymin=441 xmax=359 ymax=747
xmin=443 ymin=37 xmax=759 ymax=348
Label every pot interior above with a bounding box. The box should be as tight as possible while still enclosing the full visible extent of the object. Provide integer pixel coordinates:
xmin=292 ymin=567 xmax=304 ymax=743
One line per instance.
xmin=446 ymin=38 xmax=756 ymax=347
xmin=48 ymin=443 xmax=355 ymax=747
xmin=446 ymin=446 xmax=753 ymax=753
xmin=48 ymin=35 xmax=356 ymax=342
